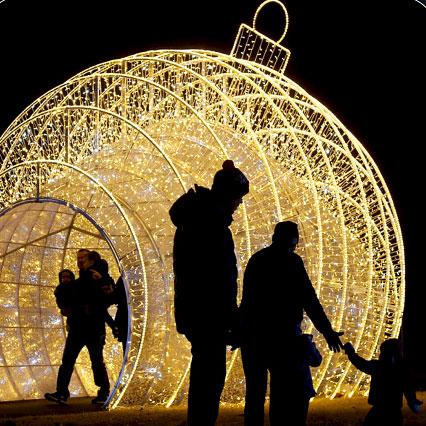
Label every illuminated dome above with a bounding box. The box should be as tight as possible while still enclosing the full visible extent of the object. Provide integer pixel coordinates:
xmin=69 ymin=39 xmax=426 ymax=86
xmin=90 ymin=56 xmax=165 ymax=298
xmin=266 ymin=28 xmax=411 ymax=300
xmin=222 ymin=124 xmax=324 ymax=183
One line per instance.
xmin=0 ymin=1 xmax=404 ymax=408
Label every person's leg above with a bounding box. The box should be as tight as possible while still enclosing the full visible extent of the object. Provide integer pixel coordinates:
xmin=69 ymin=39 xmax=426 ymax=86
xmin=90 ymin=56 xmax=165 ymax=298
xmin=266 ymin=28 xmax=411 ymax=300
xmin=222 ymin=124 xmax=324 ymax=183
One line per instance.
xmin=269 ymin=356 xmax=308 ymax=426
xmin=241 ymin=344 xmax=268 ymax=426
xmin=56 ymin=330 xmax=85 ymax=398
xmin=86 ymin=331 xmax=110 ymax=400
xmin=270 ymin=395 xmax=309 ymax=426
xmin=363 ymin=406 xmax=380 ymax=426
xmin=363 ymin=406 xmax=403 ymax=426
xmin=187 ymin=336 xmax=227 ymax=426
xmin=298 ymin=398 xmax=310 ymax=426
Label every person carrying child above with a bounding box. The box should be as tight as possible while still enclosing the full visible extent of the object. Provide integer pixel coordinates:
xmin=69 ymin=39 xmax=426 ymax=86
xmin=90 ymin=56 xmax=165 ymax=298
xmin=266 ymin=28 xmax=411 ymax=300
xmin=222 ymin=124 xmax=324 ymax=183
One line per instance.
xmin=45 ymin=250 xmax=115 ymax=405
xmin=344 ymin=339 xmax=423 ymax=426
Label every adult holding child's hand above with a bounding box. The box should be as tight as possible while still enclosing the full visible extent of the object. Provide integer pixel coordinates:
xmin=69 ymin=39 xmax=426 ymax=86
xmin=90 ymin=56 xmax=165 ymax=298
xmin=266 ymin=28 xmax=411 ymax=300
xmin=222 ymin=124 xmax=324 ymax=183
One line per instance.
xmin=324 ymin=330 xmax=345 ymax=353
xmin=240 ymin=221 xmax=346 ymax=426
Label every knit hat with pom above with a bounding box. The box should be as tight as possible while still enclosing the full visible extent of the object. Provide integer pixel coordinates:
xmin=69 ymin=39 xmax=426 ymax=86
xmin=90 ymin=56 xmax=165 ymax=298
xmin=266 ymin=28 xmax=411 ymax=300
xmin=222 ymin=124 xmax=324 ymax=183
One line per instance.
xmin=211 ymin=160 xmax=249 ymax=200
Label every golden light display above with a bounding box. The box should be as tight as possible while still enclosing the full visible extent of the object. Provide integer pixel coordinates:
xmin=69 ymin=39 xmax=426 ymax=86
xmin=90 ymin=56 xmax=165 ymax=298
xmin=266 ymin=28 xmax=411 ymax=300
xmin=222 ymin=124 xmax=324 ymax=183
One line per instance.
xmin=0 ymin=1 xmax=404 ymax=409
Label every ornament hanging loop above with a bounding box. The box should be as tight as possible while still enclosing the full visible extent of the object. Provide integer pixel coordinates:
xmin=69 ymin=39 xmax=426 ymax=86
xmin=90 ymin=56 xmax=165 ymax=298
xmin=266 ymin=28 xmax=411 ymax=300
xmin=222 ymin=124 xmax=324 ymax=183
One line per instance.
xmin=253 ymin=0 xmax=289 ymax=44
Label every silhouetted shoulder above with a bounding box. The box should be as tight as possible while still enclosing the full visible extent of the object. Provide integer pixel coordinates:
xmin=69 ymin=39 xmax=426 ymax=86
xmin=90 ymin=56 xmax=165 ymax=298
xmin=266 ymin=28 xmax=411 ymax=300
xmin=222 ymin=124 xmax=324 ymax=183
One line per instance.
xmin=169 ymin=185 xmax=220 ymax=228
xmin=245 ymin=247 xmax=305 ymax=272
xmin=169 ymin=187 xmax=197 ymax=227
xmin=247 ymin=246 xmax=270 ymax=262
xmin=289 ymin=251 xmax=304 ymax=263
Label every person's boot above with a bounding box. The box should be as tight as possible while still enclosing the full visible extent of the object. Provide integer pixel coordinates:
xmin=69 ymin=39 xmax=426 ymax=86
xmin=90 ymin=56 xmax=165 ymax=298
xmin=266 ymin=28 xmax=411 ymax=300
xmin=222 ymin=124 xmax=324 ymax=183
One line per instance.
xmin=91 ymin=389 xmax=109 ymax=405
xmin=44 ymin=391 xmax=68 ymax=405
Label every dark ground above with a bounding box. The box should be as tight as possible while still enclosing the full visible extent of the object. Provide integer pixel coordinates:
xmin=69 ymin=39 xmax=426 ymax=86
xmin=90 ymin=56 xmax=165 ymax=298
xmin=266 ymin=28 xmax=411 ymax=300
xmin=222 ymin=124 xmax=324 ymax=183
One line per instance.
xmin=1 ymin=392 xmax=425 ymax=425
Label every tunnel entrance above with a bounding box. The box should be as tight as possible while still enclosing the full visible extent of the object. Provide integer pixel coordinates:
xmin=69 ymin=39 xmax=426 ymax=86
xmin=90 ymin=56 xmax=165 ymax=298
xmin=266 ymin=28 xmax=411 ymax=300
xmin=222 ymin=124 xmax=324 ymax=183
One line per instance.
xmin=0 ymin=199 xmax=125 ymax=401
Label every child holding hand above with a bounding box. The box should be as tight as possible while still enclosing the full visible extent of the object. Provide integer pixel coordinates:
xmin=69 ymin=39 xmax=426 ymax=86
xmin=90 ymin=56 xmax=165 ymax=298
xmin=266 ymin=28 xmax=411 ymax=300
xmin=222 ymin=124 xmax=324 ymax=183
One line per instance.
xmin=344 ymin=339 xmax=422 ymax=425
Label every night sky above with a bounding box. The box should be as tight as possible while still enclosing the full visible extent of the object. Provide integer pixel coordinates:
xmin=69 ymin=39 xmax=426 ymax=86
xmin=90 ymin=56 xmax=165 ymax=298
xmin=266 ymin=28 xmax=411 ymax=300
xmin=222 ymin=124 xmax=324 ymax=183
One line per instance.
xmin=1 ymin=1 xmax=425 ymax=364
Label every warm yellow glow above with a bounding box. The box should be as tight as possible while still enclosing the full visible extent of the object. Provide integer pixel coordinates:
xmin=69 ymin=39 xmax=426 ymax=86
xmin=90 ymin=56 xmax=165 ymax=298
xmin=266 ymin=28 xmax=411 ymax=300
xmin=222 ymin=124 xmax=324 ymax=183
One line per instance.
xmin=0 ymin=1 xmax=404 ymax=408
xmin=253 ymin=0 xmax=289 ymax=43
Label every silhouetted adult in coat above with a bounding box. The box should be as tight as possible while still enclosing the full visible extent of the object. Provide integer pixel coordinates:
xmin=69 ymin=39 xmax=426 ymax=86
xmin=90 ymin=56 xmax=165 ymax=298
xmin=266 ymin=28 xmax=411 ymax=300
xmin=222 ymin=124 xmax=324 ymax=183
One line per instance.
xmin=240 ymin=221 xmax=344 ymax=425
xmin=169 ymin=159 xmax=249 ymax=426
xmin=45 ymin=250 xmax=113 ymax=405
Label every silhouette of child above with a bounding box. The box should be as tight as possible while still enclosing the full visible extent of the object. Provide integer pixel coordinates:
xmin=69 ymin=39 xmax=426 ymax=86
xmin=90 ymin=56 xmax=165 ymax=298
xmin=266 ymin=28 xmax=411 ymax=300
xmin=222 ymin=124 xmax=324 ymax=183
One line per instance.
xmin=300 ymin=332 xmax=322 ymax=397
xmin=344 ymin=339 xmax=422 ymax=426
xmin=54 ymin=269 xmax=76 ymax=318
xmin=295 ymin=331 xmax=322 ymax=425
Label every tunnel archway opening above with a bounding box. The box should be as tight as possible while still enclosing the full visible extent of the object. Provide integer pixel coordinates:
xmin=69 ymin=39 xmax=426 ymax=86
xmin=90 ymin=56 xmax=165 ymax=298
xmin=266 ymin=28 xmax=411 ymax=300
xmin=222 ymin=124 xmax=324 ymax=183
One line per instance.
xmin=0 ymin=198 xmax=128 ymax=402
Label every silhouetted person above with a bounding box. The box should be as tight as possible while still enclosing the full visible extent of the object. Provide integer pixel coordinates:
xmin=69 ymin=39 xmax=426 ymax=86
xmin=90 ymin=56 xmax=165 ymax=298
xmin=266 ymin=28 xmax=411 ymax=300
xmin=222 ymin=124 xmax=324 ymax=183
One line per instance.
xmin=45 ymin=250 xmax=113 ymax=405
xmin=169 ymin=159 xmax=249 ymax=426
xmin=344 ymin=339 xmax=423 ymax=426
xmin=85 ymin=251 xmax=118 ymax=337
xmin=54 ymin=269 xmax=75 ymax=319
xmin=112 ymin=276 xmax=129 ymax=354
xmin=240 ymin=221 xmax=344 ymax=425
xmin=295 ymin=332 xmax=322 ymax=422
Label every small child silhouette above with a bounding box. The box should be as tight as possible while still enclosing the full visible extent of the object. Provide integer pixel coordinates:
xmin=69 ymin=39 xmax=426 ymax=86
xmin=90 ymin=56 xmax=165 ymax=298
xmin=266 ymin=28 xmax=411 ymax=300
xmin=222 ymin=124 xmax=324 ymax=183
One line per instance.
xmin=344 ymin=339 xmax=422 ymax=426
xmin=297 ymin=332 xmax=322 ymax=425
xmin=54 ymin=269 xmax=75 ymax=318
xmin=300 ymin=333 xmax=322 ymax=396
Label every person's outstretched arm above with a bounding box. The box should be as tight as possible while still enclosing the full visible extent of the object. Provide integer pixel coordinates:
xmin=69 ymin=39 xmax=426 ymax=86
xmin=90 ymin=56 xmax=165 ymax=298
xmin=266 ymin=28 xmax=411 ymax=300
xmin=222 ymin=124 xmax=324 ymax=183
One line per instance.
xmin=297 ymin=256 xmax=344 ymax=352
xmin=343 ymin=343 xmax=375 ymax=375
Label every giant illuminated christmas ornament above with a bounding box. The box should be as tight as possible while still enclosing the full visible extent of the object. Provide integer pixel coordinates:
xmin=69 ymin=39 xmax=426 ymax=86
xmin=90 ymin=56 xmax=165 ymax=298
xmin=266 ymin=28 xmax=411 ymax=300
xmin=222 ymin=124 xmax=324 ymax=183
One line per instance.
xmin=0 ymin=0 xmax=404 ymax=409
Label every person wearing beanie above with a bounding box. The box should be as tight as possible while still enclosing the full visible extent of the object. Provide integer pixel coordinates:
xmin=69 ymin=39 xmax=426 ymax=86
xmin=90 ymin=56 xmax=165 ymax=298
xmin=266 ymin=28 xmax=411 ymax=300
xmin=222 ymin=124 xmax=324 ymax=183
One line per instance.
xmin=169 ymin=159 xmax=249 ymax=426
xmin=240 ymin=221 xmax=344 ymax=426
xmin=211 ymin=159 xmax=250 ymax=203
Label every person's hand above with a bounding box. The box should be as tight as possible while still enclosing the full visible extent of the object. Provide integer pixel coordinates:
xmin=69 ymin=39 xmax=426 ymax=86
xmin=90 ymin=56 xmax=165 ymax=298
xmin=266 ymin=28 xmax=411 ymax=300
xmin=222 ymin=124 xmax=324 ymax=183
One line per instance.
xmin=90 ymin=269 xmax=102 ymax=280
xmin=324 ymin=330 xmax=344 ymax=353
xmin=343 ymin=342 xmax=355 ymax=355
xmin=408 ymin=398 xmax=423 ymax=413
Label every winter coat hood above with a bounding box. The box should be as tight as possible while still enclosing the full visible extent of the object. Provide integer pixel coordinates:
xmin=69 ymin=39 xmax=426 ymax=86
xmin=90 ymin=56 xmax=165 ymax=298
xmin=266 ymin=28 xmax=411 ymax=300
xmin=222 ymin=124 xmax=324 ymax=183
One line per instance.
xmin=169 ymin=184 xmax=233 ymax=229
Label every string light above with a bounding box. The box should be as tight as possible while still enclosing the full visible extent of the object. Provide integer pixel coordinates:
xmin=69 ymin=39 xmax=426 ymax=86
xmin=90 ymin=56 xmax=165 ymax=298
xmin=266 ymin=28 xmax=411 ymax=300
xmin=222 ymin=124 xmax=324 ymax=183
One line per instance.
xmin=0 ymin=1 xmax=404 ymax=408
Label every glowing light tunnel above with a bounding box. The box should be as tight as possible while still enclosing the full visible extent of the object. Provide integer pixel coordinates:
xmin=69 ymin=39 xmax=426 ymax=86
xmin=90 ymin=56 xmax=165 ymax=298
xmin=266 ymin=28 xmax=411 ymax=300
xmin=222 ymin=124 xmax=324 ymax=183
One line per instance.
xmin=0 ymin=1 xmax=404 ymax=408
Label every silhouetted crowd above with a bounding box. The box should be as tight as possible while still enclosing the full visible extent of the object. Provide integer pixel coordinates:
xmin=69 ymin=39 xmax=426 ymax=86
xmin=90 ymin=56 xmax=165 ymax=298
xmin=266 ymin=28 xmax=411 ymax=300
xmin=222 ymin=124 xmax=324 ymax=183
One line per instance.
xmin=170 ymin=160 xmax=422 ymax=426
xmin=45 ymin=160 xmax=422 ymax=426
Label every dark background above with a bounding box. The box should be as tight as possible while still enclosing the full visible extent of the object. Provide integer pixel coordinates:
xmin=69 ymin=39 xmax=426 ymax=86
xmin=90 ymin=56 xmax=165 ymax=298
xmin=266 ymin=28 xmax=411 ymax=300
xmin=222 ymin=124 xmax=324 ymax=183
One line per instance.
xmin=1 ymin=0 xmax=425 ymax=379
